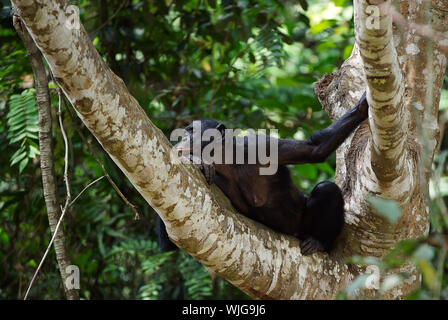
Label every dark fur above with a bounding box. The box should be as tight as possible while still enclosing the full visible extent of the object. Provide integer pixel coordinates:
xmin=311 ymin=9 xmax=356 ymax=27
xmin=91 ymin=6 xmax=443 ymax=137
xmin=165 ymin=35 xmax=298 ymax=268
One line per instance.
xmin=157 ymin=93 xmax=368 ymax=255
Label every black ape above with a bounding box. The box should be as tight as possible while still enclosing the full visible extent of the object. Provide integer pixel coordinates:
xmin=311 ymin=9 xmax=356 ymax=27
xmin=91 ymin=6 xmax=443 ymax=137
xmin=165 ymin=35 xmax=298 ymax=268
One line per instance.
xmin=158 ymin=93 xmax=368 ymax=255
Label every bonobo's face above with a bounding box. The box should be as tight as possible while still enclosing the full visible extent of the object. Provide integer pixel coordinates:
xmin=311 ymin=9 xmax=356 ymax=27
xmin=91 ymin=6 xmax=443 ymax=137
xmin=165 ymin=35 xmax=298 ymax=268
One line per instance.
xmin=175 ymin=119 xmax=226 ymax=156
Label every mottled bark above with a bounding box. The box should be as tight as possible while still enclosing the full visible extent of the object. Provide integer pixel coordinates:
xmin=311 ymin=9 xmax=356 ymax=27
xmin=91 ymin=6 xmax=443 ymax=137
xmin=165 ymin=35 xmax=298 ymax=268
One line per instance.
xmin=10 ymin=0 xmax=448 ymax=299
xmin=12 ymin=15 xmax=79 ymax=300
xmin=355 ymin=0 xmax=407 ymax=183
xmin=316 ymin=0 xmax=448 ymax=298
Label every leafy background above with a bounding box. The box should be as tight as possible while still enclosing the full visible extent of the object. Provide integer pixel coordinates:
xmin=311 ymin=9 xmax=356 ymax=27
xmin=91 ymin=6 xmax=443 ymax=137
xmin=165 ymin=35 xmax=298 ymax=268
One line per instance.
xmin=0 ymin=0 xmax=447 ymax=299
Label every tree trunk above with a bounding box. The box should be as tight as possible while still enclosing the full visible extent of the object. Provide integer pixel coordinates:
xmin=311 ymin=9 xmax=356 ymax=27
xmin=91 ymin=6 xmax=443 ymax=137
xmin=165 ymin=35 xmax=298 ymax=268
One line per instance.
xmin=11 ymin=0 xmax=448 ymax=299
xmin=12 ymin=15 xmax=79 ymax=300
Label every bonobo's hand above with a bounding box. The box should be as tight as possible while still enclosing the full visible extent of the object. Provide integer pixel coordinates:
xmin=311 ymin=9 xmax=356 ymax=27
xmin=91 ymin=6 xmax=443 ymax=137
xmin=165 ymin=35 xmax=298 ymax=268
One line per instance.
xmin=357 ymin=91 xmax=369 ymax=120
xmin=188 ymin=155 xmax=215 ymax=185
xmin=197 ymin=162 xmax=215 ymax=185
xmin=300 ymin=237 xmax=325 ymax=255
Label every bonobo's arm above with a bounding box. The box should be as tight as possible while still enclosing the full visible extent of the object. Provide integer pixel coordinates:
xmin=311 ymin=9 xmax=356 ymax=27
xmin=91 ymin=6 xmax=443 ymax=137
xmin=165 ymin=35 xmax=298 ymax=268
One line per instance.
xmin=277 ymin=92 xmax=368 ymax=164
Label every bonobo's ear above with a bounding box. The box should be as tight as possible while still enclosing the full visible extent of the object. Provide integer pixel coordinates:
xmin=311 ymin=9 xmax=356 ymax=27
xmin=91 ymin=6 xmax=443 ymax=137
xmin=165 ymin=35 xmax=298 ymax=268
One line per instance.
xmin=216 ymin=123 xmax=226 ymax=136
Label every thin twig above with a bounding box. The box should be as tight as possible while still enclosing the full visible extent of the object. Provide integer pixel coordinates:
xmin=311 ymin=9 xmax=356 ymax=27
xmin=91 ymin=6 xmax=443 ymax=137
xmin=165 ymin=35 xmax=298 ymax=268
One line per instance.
xmin=69 ymin=176 xmax=105 ymax=206
xmin=57 ymin=87 xmax=72 ymax=211
xmin=63 ymin=97 xmax=140 ymax=220
xmin=89 ymin=0 xmax=128 ymax=36
xmin=24 ymin=85 xmax=74 ymax=300
xmin=23 ymin=176 xmax=105 ymax=300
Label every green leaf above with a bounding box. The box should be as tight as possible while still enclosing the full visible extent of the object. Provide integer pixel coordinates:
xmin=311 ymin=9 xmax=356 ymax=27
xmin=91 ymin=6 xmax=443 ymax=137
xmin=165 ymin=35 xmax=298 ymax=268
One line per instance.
xmin=0 ymin=227 xmax=10 ymax=244
xmin=275 ymin=77 xmax=299 ymax=87
xmin=25 ymin=125 xmax=39 ymax=133
xmin=6 ymin=88 xmax=39 ymax=173
xmin=334 ymin=0 xmax=349 ymax=7
xmin=317 ymin=41 xmax=336 ymax=52
xmin=29 ymin=145 xmax=40 ymax=158
xmin=310 ymin=20 xmax=336 ymax=34
xmin=106 ymin=229 xmax=128 ymax=239
xmin=439 ymin=89 xmax=448 ymax=110
xmin=296 ymin=163 xmax=318 ymax=180
xmin=343 ymin=44 xmax=354 ymax=60
xmin=28 ymin=259 xmax=37 ymax=268
xmin=417 ymin=259 xmax=437 ymax=291
xmin=18 ymin=157 xmax=29 ymax=173
xmin=98 ymin=233 xmax=106 ymax=256
xmin=10 ymin=148 xmax=27 ymax=166
xmin=256 ymin=98 xmax=281 ymax=109
xmin=345 ymin=255 xmax=383 ymax=268
xmin=412 ymin=244 xmax=435 ymax=262
xmin=367 ymin=196 xmax=402 ymax=224
xmin=315 ymin=162 xmax=335 ymax=175
xmin=9 ymin=132 xmax=31 ymax=143
xmin=344 ymin=274 xmax=369 ymax=296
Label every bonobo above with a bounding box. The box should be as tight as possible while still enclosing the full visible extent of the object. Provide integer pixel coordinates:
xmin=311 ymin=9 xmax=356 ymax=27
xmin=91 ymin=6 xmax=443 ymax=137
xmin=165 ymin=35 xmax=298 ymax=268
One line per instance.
xmin=157 ymin=93 xmax=369 ymax=255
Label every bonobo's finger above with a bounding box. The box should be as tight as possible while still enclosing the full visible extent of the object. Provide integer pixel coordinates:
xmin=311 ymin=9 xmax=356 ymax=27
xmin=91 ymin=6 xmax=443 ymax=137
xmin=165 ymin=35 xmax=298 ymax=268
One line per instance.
xmin=300 ymin=237 xmax=324 ymax=255
xmin=195 ymin=162 xmax=215 ymax=185
xmin=357 ymin=91 xmax=369 ymax=118
xmin=299 ymin=238 xmax=312 ymax=255
xmin=202 ymin=163 xmax=215 ymax=185
xmin=301 ymin=243 xmax=316 ymax=255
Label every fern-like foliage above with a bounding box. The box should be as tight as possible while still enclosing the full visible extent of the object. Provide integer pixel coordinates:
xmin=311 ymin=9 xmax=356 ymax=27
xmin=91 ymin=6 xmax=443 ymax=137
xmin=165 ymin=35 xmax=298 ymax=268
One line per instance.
xmin=6 ymin=89 xmax=39 ymax=172
xmin=138 ymin=249 xmax=213 ymax=300
xmin=251 ymin=23 xmax=286 ymax=75
xmin=179 ymin=254 xmax=213 ymax=299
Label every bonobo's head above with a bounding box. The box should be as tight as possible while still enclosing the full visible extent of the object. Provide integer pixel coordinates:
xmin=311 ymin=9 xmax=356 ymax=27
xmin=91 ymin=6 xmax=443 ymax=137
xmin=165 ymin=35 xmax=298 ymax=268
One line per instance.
xmin=175 ymin=119 xmax=226 ymax=156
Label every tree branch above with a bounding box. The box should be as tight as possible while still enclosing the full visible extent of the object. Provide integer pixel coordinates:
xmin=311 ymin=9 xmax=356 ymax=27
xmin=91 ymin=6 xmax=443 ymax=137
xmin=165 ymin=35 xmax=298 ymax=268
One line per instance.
xmin=63 ymin=97 xmax=140 ymax=220
xmin=12 ymin=14 xmax=79 ymax=300
xmin=355 ymin=0 xmax=407 ymax=183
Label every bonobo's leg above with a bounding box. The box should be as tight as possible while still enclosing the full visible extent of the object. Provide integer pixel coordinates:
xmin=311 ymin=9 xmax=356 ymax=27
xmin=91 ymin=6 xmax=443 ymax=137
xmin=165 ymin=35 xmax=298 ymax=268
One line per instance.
xmin=278 ymin=92 xmax=368 ymax=164
xmin=299 ymin=181 xmax=344 ymax=255
xmin=156 ymin=217 xmax=178 ymax=252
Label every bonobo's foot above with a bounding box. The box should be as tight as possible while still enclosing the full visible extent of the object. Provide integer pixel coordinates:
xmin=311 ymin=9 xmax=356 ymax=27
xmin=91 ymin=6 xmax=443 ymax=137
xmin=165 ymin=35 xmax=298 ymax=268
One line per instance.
xmin=196 ymin=162 xmax=215 ymax=185
xmin=300 ymin=237 xmax=325 ymax=255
